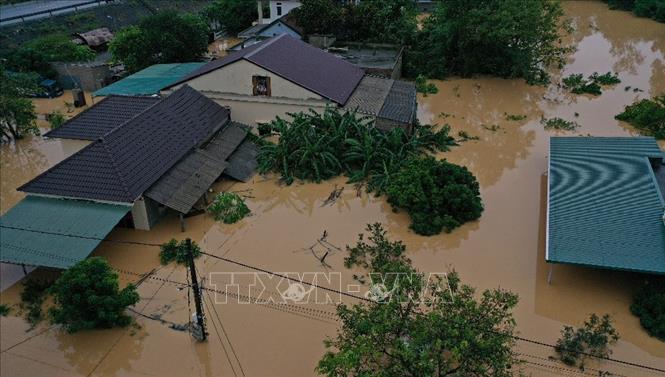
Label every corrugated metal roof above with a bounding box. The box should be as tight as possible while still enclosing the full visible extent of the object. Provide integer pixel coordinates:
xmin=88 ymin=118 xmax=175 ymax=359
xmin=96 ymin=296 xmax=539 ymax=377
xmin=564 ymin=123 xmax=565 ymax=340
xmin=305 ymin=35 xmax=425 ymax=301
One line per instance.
xmin=94 ymin=63 xmax=205 ymax=96
xmin=379 ymin=80 xmax=417 ymax=124
xmin=547 ymin=137 xmax=665 ymax=274
xmin=343 ymin=76 xmax=416 ymax=125
xmin=169 ymin=35 xmax=364 ymax=105
xmin=225 ymin=139 xmax=259 ymax=182
xmin=19 ymin=86 xmax=230 ymax=203
xmin=44 ymin=96 xmax=160 ymax=140
xmin=0 ymin=196 xmax=130 ymax=269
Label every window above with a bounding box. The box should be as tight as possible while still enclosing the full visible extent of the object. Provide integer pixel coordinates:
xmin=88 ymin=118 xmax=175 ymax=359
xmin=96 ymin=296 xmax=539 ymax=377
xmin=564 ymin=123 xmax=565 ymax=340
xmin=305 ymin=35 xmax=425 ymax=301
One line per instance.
xmin=276 ymin=2 xmax=282 ymax=16
xmin=252 ymin=75 xmax=271 ymax=96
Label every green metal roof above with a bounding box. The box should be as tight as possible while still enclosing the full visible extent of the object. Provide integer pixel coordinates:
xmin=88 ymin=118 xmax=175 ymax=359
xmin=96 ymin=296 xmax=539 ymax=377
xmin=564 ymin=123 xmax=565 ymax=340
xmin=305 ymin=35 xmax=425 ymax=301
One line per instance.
xmin=0 ymin=196 xmax=131 ymax=269
xmin=547 ymin=137 xmax=665 ymax=274
xmin=93 ymin=63 xmax=205 ymax=96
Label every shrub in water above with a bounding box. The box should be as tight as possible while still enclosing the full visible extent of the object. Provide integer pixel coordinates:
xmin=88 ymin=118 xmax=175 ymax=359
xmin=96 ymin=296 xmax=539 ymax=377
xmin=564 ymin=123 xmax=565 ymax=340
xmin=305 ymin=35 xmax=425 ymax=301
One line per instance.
xmin=208 ymin=192 xmax=250 ymax=224
xmin=615 ymin=94 xmax=665 ymax=139
xmin=159 ymin=239 xmax=202 ymax=265
xmin=555 ymin=313 xmax=619 ymax=369
xmin=630 ymin=278 xmax=665 ymax=341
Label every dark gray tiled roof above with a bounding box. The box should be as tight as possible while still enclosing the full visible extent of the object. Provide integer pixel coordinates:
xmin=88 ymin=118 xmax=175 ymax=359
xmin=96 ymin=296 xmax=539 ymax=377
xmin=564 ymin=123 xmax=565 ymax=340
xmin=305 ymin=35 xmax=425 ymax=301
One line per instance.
xmin=169 ymin=34 xmax=364 ymax=105
xmin=19 ymin=86 xmax=229 ymax=203
xmin=344 ymin=76 xmax=416 ymax=125
xmin=44 ymin=96 xmax=160 ymax=140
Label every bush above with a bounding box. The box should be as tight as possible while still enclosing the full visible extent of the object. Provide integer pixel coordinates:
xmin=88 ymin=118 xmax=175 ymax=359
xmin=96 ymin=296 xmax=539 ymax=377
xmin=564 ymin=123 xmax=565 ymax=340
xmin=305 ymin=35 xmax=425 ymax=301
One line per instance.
xmin=604 ymin=0 xmax=665 ymax=22
xmin=49 ymin=257 xmax=139 ymax=333
xmin=415 ymin=75 xmax=438 ymax=95
xmin=160 ymin=239 xmax=202 ymax=265
xmin=555 ymin=314 xmax=619 ymax=369
xmin=47 ymin=111 xmax=66 ymax=129
xmin=257 ymin=107 xmax=455 ymax=192
xmin=542 ymin=117 xmax=580 ymax=131
xmin=385 ymin=156 xmax=483 ymax=235
xmin=202 ymin=0 xmax=257 ymax=34
xmin=0 ymin=304 xmax=10 ymax=316
xmin=562 ymin=72 xmax=620 ymax=95
xmin=630 ymin=279 xmax=665 ymax=341
xmin=615 ymin=94 xmax=665 ymax=139
xmin=208 ymin=192 xmax=251 ymax=224
xmin=20 ymin=277 xmax=52 ymax=325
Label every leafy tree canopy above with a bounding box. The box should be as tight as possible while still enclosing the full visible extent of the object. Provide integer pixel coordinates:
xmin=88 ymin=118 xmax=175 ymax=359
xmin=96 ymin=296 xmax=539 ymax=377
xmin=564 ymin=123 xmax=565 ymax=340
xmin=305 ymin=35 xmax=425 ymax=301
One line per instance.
xmin=291 ymin=0 xmax=343 ymax=36
xmin=630 ymin=277 xmax=665 ymax=341
xmin=49 ymin=257 xmax=139 ymax=333
xmin=318 ymin=223 xmax=520 ymax=376
xmin=0 ymin=66 xmax=39 ymax=142
xmin=603 ymin=0 xmax=665 ymax=22
xmin=555 ymin=313 xmax=619 ymax=369
xmin=407 ymin=0 xmax=570 ymax=84
xmin=208 ymin=192 xmax=251 ymax=224
xmin=110 ymin=11 xmax=209 ymax=73
xmin=615 ymin=93 xmax=665 ymax=139
xmin=160 ymin=239 xmax=202 ymax=265
xmin=3 ymin=35 xmax=95 ymax=78
xmin=203 ymin=0 xmax=257 ymax=34
xmin=385 ymin=156 xmax=483 ymax=235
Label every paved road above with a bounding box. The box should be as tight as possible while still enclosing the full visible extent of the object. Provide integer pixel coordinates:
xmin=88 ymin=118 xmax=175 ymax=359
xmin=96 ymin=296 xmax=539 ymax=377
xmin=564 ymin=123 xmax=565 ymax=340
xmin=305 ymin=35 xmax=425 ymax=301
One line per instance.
xmin=0 ymin=0 xmax=108 ymax=26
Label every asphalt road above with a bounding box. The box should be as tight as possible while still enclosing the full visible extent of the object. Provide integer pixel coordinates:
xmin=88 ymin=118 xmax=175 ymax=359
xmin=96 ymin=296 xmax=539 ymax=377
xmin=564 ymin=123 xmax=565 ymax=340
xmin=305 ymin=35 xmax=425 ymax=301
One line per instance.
xmin=0 ymin=0 xmax=107 ymax=26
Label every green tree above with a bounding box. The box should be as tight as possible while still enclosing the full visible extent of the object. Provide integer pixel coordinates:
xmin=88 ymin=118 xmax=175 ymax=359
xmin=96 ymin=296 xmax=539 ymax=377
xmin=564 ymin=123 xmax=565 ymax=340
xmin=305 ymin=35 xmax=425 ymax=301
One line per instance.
xmin=407 ymin=0 xmax=570 ymax=83
xmin=203 ymin=0 xmax=257 ymax=34
xmin=110 ymin=11 xmax=209 ymax=73
xmin=343 ymin=0 xmax=417 ymax=44
xmin=0 ymin=67 xmax=39 ymax=142
xmin=318 ymin=223 xmax=520 ymax=376
xmin=555 ymin=314 xmax=619 ymax=369
xmin=160 ymin=239 xmax=202 ymax=265
xmin=630 ymin=278 xmax=665 ymax=341
xmin=604 ymin=0 xmax=665 ymax=22
xmin=615 ymin=94 xmax=665 ymax=139
xmin=291 ymin=0 xmax=343 ymax=35
xmin=49 ymin=257 xmax=139 ymax=333
xmin=385 ymin=156 xmax=483 ymax=235
xmin=208 ymin=192 xmax=251 ymax=224
xmin=23 ymin=35 xmax=96 ymax=62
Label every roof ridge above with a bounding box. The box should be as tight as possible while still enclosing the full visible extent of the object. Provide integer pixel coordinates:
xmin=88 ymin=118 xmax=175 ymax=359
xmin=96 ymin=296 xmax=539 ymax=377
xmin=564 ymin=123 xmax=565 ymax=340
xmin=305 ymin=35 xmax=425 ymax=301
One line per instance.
xmin=98 ymin=139 xmax=134 ymax=201
xmin=43 ymin=96 xmax=113 ymax=138
xmin=99 ymin=91 xmax=171 ymax=140
xmin=245 ymin=34 xmax=286 ymax=59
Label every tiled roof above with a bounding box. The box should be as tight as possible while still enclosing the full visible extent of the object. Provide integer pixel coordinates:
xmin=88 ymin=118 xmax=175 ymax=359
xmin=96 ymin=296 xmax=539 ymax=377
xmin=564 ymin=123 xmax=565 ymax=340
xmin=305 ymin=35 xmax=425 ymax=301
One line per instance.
xmin=44 ymin=96 xmax=160 ymax=140
xmin=547 ymin=137 xmax=665 ymax=274
xmin=344 ymin=75 xmax=417 ymax=125
xmin=225 ymin=139 xmax=259 ymax=182
xmin=94 ymin=63 xmax=205 ymax=97
xmin=19 ymin=86 xmax=229 ymax=203
xmin=169 ymin=34 xmax=364 ymax=105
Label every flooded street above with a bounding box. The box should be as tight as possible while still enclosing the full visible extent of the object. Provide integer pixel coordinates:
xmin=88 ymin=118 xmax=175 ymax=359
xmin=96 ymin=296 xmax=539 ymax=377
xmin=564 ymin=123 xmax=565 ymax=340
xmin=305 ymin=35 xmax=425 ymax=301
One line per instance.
xmin=1 ymin=1 xmax=664 ymax=376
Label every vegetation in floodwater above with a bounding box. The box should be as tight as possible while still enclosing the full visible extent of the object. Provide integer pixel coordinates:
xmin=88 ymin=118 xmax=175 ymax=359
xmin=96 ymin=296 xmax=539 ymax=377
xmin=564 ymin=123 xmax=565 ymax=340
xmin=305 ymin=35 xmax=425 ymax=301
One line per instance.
xmin=505 ymin=113 xmax=527 ymax=121
xmin=0 ymin=303 xmax=10 ymax=316
xmin=438 ymin=112 xmax=453 ymax=119
xmin=319 ymin=224 xmax=518 ymax=375
xmin=615 ymin=94 xmax=665 ymax=139
xmin=630 ymin=277 xmax=665 ymax=341
xmin=562 ymin=72 xmax=621 ymax=95
xmin=603 ymin=0 xmax=665 ymax=23
xmin=160 ymin=239 xmax=202 ymax=265
xmin=208 ymin=192 xmax=251 ymax=224
xmin=47 ymin=111 xmax=66 ymax=129
xmin=457 ymin=130 xmax=480 ymax=141
xmin=415 ymin=75 xmax=439 ymax=95
xmin=20 ymin=277 xmax=52 ymax=325
xmin=385 ymin=156 xmax=483 ymax=235
xmin=481 ymin=124 xmax=501 ymax=132
xmin=542 ymin=117 xmax=580 ymax=131
xmin=256 ymin=107 xmax=456 ymax=194
xmin=49 ymin=257 xmax=139 ymax=333
xmin=555 ymin=313 xmax=619 ymax=369
xmin=257 ymin=122 xmax=273 ymax=136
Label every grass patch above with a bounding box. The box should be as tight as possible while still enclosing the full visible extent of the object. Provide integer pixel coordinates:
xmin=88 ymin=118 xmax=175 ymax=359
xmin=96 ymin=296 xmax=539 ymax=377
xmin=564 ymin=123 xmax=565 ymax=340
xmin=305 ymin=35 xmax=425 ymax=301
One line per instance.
xmin=542 ymin=117 xmax=580 ymax=131
xmin=208 ymin=192 xmax=251 ymax=224
xmin=562 ymin=72 xmax=620 ymax=95
xmin=160 ymin=239 xmax=202 ymax=265
xmin=615 ymin=94 xmax=665 ymax=139
xmin=415 ymin=75 xmax=438 ymax=95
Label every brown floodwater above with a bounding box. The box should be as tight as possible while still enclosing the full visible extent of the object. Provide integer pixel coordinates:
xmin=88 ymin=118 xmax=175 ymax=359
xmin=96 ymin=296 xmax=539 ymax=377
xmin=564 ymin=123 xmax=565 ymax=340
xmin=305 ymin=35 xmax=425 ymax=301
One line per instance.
xmin=1 ymin=2 xmax=665 ymax=376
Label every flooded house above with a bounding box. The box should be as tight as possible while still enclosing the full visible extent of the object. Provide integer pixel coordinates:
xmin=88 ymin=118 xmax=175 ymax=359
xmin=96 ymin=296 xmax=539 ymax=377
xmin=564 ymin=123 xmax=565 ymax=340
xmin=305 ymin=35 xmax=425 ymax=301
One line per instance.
xmin=164 ymin=34 xmax=417 ymax=133
xmin=0 ymin=86 xmax=257 ymax=270
xmin=232 ymin=13 xmax=302 ymax=51
xmin=546 ymin=137 xmax=665 ymax=278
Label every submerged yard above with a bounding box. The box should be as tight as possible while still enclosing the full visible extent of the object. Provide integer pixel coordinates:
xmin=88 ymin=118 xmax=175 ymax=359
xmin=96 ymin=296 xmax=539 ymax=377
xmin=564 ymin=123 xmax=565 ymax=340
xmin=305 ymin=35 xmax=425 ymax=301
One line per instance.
xmin=1 ymin=2 xmax=664 ymax=376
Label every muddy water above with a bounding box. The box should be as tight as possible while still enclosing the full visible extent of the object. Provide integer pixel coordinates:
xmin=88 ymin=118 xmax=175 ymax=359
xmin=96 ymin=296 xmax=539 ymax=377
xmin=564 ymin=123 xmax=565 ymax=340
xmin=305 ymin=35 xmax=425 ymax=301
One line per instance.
xmin=2 ymin=2 xmax=665 ymax=376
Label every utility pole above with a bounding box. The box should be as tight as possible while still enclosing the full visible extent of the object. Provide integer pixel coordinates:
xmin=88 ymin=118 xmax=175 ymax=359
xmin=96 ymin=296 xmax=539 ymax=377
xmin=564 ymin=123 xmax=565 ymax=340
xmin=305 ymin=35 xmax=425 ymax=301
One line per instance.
xmin=186 ymin=238 xmax=207 ymax=342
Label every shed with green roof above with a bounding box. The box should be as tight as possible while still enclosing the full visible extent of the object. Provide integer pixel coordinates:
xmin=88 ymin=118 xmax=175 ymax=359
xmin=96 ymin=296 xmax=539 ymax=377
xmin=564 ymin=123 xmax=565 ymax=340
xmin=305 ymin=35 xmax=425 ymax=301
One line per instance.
xmin=94 ymin=63 xmax=205 ymax=97
xmin=547 ymin=137 xmax=665 ymax=275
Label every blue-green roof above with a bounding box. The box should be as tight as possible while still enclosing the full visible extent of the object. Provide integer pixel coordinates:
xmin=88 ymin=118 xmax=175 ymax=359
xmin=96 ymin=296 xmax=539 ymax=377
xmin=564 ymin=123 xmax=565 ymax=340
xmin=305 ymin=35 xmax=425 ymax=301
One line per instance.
xmin=94 ymin=63 xmax=205 ymax=96
xmin=0 ymin=196 xmax=131 ymax=269
xmin=547 ymin=137 xmax=665 ymax=274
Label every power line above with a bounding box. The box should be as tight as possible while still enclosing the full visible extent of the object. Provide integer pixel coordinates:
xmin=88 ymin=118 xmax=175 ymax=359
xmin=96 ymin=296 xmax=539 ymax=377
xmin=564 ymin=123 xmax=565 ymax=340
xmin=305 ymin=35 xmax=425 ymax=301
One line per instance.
xmin=2 ymin=225 xmax=663 ymax=373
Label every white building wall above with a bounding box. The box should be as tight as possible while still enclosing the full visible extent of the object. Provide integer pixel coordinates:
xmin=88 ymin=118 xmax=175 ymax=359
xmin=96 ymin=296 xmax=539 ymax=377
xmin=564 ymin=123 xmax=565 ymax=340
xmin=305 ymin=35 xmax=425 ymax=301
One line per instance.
xmin=261 ymin=1 xmax=301 ymax=24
